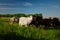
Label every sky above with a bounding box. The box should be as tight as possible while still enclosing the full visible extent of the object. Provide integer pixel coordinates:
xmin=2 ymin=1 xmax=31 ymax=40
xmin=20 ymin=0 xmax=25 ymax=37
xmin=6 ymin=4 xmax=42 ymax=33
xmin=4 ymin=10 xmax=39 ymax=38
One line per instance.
xmin=0 ymin=0 xmax=60 ymax=18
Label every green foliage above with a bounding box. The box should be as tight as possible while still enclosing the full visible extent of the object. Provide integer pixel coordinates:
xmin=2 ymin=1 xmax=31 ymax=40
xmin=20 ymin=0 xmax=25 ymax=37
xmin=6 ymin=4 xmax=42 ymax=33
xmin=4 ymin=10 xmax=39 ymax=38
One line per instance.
xmin=33 ymin=13 xmax=42 ymax=17
xmin=27 ymin=13 xmax=42 ymax=17
xmin=14 ymin=13 xmax=27 ymax=17
xmin=0 ymin=13 xmax=42 ymax=18
xmin=0 ymin=17 xmax=60 ymax=40
xmin=0 ymin=23 xmax=60 ymax=40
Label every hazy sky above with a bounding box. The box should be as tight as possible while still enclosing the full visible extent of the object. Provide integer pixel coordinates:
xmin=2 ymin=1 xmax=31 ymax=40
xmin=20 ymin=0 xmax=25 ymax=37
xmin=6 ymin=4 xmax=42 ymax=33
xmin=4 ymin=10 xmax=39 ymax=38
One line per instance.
xmin=0 ymin=0 xmax=60 ymax=18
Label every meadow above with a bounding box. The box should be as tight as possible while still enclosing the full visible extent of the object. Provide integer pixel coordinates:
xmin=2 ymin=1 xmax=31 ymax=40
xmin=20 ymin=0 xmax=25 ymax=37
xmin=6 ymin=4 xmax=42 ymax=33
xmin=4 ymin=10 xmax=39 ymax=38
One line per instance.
xmin=0 ymin=17 xmax=60 ymax=40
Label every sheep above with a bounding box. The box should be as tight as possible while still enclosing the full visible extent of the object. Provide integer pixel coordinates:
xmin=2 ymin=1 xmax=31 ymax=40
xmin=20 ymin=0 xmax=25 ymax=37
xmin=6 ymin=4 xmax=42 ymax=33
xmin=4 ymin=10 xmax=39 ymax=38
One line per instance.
xmin=19 ymin=16 xmax=33 ymax=27
xmin=10 ymin=16 xmax=19 ymax=25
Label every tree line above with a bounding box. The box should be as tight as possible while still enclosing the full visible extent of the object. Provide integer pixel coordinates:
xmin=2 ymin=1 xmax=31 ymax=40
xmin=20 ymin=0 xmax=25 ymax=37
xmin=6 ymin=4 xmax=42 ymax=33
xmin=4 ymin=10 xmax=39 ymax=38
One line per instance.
xmin=0 ymin=13 xmax=42 ymax=18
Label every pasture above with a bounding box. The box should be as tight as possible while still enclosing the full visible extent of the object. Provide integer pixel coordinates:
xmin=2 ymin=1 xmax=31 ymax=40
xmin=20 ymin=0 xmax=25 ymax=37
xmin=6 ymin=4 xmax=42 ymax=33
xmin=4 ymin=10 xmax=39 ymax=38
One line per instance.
xmin=0 ymin=17 xmax=60 ymax=40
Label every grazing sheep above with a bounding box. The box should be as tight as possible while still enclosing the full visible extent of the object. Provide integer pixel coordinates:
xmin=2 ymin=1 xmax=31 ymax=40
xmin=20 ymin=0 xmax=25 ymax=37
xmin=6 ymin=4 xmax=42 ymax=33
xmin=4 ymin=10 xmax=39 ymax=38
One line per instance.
xmin=10 ymin=16 xmax=19 ymax=25
xmin=19 ymin=16 xmax=33 ymax=27
xmin=52 ymin=17 xmax=60 ymax=28
xmin=30 ymin=16 xmax=42 ymax=27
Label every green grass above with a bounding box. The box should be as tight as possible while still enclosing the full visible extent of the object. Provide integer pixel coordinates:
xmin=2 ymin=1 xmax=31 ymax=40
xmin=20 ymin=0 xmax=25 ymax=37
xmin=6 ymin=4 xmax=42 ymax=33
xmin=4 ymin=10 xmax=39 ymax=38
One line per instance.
xmin=0 ymin=17 xmax=60 ymax=40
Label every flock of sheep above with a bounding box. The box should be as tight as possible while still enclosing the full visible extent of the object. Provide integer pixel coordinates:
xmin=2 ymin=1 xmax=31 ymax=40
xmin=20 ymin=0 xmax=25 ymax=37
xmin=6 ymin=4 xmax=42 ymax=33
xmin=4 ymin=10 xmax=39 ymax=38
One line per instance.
xmin=10 ymin=16 xmax=33 ymax=27
xmin=10 ymin=16 xmax=60 ymax=28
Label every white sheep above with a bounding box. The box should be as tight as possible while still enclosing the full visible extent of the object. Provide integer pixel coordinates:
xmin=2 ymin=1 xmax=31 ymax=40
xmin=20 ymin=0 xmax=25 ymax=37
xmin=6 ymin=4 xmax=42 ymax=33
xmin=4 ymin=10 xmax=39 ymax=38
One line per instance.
xmin=19 ymin=16 xmax=33 ymax=27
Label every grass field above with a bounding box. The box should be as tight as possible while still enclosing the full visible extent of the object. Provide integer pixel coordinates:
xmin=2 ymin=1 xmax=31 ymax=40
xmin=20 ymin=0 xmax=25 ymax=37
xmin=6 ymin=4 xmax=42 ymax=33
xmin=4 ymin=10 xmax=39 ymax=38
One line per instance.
xmin=0 ymin=17 xmax=60 ymax=40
